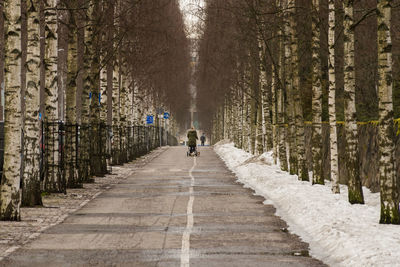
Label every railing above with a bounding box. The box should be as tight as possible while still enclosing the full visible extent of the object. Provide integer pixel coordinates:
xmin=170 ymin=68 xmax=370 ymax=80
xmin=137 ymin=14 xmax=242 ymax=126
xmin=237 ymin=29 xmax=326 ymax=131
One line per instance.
xmin=0 ymin=121 xmax=178 ymax=191
xmin=0 ymin=123 xmax=3 ymax=182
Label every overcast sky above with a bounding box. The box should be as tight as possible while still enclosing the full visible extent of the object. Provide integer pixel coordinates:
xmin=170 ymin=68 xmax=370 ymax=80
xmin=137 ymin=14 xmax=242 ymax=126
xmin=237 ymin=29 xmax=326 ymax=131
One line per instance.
xmin=179 ymin=0 xmax=204 ymax=38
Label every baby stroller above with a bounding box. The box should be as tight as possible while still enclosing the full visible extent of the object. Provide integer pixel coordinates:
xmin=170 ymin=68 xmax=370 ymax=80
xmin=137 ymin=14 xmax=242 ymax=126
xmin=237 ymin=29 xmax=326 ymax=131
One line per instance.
xmin=187 ymin=145 xmax=200 ymax=157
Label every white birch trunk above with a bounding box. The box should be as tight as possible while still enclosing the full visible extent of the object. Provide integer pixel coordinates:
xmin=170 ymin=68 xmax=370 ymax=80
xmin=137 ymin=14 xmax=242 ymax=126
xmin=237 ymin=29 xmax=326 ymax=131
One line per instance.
xmin=44 ymin=0 xmax=59 ymax=192
xmin=239 ymin=86 xmax=244 ymax=148
xmin=65 ymin=0 xmax=78 ymax=187
xmin=328 ymin=0 xmax=339 ymax=193
xmin=57 ymin=0 xmax=67 ymax=122
xmin=0 ymin=0 xmax=22 ymax=220
xmin=119 ymin=69 xmax=127 ymax=162
xmin=100 ymin=63 xmax=107 ymax=123
xmin=256 ymin=94 xmax=264 ymax=155
xmin=250 ymin=51 xmax=259 ymax=155
xmin=79 ymin=0 xmax=93 ymax=180
xmin=278 ymin=19 xmax=288 ymax=171
xmin=260 ymin=43 xmax=272 ymax=151
xmin=377 ymin=0 xmax=399 ymax=224
xmin=22 ymin=0 xmax=42 ymax=206
xmin=242 ymin=89 xmax=247 ymax=150
xmin=283 ymin=0 xmax=297 ymax=174
xmin=127 ymin=77 xmax=134 ymax=159
xmin=246 ymin=91 xmax=252 ymax=153
xmin=82 ymin=0 xmax=93 ymax=127
xmin=343 ymin=0 xmax=364 ymax=203
xmin=90 ymin=0 xmax=106 ymax=176
xmin=277 ymin=76 xmax=287 ymax=171
xmin=290 ymin=0 xmax=308 ymax=181
xmin=99 ymin=1 xmax=108 ymax=126
xmin=311 ymin=0 xmax=324 ymax=185
xmin=112 ymin=63 xmax=120 ymax=164
xmin=232 ymin=92 xmax=239 ymax=147
xmin=271 ymin=65 xmax=278 ymax=164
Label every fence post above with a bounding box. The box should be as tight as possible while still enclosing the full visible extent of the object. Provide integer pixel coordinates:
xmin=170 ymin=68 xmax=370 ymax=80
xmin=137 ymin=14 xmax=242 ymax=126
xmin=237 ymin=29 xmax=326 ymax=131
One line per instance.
xmin=58 ymin=121 xmax=66 ymax=193
xmin=40 ymin=120 xmax=44 ymax=184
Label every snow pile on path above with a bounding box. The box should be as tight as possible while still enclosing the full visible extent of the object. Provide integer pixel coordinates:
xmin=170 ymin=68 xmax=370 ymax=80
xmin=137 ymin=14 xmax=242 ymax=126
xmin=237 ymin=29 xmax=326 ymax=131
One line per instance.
xmin=214 ymin=142 xmax=400 ymax=267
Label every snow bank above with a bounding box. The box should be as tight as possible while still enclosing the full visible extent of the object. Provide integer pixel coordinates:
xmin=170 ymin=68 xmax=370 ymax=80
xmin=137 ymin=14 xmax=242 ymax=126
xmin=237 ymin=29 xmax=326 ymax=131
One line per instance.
xmin=214 ymin=143 xmax=400 ymax=267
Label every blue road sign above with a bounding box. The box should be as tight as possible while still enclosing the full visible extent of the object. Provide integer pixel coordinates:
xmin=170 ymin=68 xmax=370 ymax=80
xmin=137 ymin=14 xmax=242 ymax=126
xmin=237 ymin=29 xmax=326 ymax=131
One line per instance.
xmin=164 ymin=112 xmax=170 ymax=119
xmin=146 ymin=115 xmax=154 ymax=124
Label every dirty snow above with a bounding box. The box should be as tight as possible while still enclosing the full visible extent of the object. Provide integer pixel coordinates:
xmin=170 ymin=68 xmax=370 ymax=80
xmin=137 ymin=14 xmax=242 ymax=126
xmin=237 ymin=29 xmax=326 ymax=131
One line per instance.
xmin=214 ymin=142 xmax=400 ymax=267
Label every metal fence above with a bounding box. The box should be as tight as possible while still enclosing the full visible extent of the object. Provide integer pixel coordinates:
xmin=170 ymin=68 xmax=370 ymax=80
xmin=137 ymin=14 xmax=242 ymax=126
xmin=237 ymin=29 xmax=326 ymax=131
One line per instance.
xmin=0 ymin=122 xmax=3 ymax=183
xmin=0 ymin=121 xmax=177 ymax=189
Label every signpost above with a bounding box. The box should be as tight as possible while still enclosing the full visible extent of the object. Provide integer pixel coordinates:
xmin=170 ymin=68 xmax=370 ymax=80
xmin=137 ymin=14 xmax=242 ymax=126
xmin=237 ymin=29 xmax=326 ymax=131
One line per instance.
xmin=156 ymin=107 xmax=164 ymax=115
xmin=150 ymin=110 xmax=171 ymax=147
xmin=163 ymin=113 xmax=169 ymax=145
xmin=146 ymin=115 xmax=153 ymax=151
xmin=156 ymin=108 xmax=165 ymax=147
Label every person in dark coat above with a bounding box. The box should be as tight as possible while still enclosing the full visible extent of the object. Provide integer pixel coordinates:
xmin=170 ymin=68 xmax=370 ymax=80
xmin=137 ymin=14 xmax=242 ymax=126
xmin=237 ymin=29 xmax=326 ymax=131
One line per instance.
xmin=200 ymin=133 xmax=206 ymax=146
xmin=187 ymin=127 xmax=198 ymax=153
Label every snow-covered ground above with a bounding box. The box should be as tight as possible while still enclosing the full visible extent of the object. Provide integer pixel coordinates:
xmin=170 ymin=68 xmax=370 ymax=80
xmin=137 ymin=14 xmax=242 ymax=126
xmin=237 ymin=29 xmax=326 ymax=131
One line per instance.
xmin=214 ymin=142 xmax=400 ymax=267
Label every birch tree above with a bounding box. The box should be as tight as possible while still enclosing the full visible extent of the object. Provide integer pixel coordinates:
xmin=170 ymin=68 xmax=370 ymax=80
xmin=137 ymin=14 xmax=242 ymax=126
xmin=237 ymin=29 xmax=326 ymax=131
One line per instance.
xmin=105 ymin=1 xmax=114 ymax=165
xmin=256 ymin=92 xmax=264 ymax=155
xmin=277 ymin=71 xmax=287 ymax=171
xmin=78 ymin=0 xmax=93 ymax=182
xmin=250 ymin=45 xmax=260 ymax=155
xmin=44 ymin=0 xmax=59 ymax=192
xmin=112 ymin=62 xmax=121 ymax=165
xmin=260 ymin=43 xmax=272 ymax=151
xmin=271 ymin=65 xmax=278 ymax=164
xmin=343 ymin=0 xmax=364 ymax=203
xmin=65 ymin=0 xmax=79 ymax=188
xmin=290 ymin=0 xmax=308 ymax=181
xmin=0 ymin=0 xmax=22 ymax=220
xmin=57 ymin=0 xmax=67 ymax=122
xmin=377 ymin=0 xmax=399 ymax=224
xmin=22 ymin=0 xmax=42 ymax=206
xmin=277 ymin=0 xmax=288 ymax=171
xmin=328 ymin=0 xmax=339 ymax=193
xmin=284 ymin=0 xmax=297 ymax=175
xmin=106 ymin=0 xmax=114 ymax=130
xmin=111 ymin=0 xmax=121 ymax=165
xmin=90 ymin=0 xmax=106 ymax=175
xmin=311 ymin=0 xmax=324 ymax=185
xmin=120 ymin=69 xmax=128 ymax=162
xmin=100 ymin=24 xmax=107 ymax=124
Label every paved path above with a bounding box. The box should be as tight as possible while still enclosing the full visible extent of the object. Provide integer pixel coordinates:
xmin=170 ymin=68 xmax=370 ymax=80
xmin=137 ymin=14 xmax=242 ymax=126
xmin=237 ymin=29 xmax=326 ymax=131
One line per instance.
xmin=1 ymin=147 xmax=325 ymax=266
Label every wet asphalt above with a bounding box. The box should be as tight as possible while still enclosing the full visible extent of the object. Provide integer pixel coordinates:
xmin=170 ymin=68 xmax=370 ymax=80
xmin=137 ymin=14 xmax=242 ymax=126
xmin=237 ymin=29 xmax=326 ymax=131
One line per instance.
xmin=1 ymin=146 xmax=326 ymax=267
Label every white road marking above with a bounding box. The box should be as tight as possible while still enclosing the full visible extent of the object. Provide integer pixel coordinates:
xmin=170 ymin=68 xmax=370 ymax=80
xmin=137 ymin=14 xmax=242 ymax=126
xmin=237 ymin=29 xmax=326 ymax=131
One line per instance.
xmin=181 ymin=157 xmax=197 ymax=267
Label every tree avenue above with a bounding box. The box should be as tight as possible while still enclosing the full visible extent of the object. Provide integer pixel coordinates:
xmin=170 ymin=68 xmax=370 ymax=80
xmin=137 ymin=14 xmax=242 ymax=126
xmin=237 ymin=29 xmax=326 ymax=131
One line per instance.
xmin=196 ymin=0 xmax=400 ymax=224
xmin=0 ymin=0 xmax=190 ymax=220
xmin=0 ymin=0 xmax=399 ymax=226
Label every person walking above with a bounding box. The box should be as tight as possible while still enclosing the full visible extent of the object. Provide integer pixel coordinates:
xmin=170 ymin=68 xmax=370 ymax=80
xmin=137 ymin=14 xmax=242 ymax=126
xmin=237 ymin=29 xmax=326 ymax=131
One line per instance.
xmin=187 ymin=127 xmax=198 ymax=154
xmin=200 ymin=133 xmax=206 ymax=146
